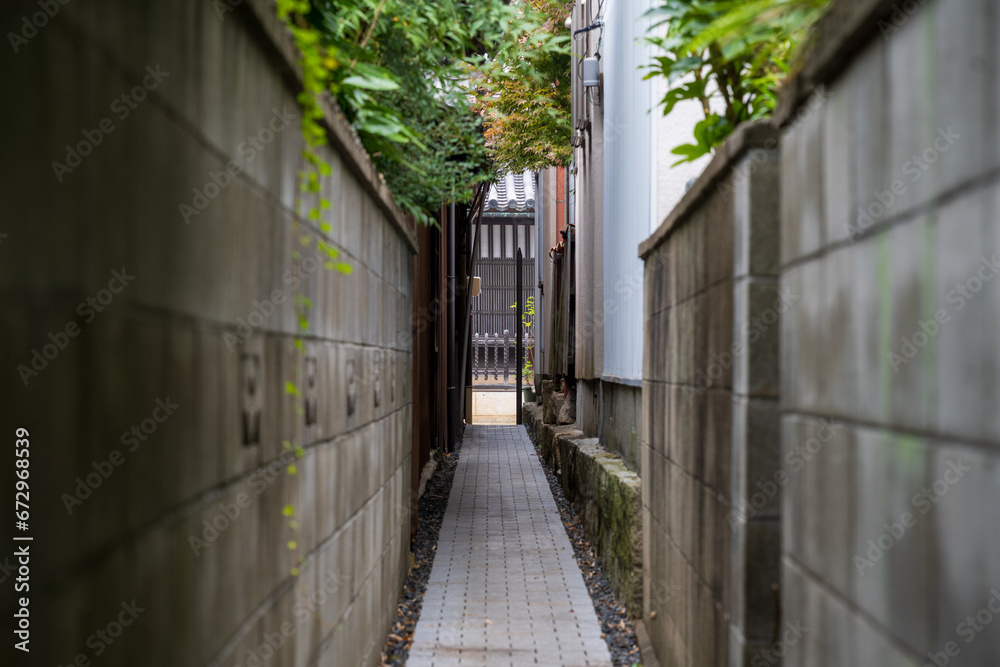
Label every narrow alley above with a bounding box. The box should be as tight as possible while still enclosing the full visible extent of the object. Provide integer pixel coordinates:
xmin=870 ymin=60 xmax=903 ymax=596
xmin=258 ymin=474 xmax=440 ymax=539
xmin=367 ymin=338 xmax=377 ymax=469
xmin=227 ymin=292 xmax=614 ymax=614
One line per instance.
xmin=408 ymin=426 xmax=610 ymax=666
xmin=4 ymin=0 xmax=1000 ymax=666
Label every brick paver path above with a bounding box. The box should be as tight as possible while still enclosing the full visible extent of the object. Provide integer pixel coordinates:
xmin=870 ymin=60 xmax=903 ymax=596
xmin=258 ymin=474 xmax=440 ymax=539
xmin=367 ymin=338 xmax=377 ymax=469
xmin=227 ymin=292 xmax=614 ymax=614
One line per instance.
xmin=408 ymin=425 xmax=611 ymax=667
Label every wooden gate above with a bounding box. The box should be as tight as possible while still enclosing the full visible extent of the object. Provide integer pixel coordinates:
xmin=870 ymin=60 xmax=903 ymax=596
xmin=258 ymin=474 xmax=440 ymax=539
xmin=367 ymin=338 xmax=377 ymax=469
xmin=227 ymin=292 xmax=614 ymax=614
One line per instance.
xmin=471 ymin=215 xmax=535 ymax=385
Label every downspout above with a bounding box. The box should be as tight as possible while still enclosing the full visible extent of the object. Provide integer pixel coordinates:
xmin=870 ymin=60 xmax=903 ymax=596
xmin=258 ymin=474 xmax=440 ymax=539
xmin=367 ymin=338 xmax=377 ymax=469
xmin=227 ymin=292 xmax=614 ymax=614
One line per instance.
xmin=457 ymin=184 xmax=487 ymax=437
xmin=447 ymin=202 xmax=457 ymax=451
xmin=535 ymin=171 xmax=544 ymax=389
xmin=516 ymin=248 xmax=523 ymax=424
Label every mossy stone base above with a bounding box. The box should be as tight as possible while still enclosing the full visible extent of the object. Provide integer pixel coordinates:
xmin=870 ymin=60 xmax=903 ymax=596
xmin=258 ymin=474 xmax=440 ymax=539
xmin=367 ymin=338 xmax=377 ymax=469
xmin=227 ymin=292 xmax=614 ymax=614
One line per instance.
xmin=523 ymin=404 xmax=643 ymax=617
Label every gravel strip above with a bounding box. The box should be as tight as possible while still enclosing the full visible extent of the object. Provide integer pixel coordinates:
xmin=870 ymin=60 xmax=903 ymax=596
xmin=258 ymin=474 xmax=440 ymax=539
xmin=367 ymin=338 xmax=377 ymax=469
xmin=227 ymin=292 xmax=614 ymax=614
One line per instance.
xmin=379 ymin=450 xmax=459 ymax=666
xmin=532 ymin=441 xmax=642 ymax=666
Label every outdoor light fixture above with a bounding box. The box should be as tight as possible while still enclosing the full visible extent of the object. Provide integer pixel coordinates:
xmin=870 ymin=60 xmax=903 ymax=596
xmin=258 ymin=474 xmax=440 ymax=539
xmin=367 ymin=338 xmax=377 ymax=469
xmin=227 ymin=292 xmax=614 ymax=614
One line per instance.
xmin=583 ymin=57 xmax=600 ymax=88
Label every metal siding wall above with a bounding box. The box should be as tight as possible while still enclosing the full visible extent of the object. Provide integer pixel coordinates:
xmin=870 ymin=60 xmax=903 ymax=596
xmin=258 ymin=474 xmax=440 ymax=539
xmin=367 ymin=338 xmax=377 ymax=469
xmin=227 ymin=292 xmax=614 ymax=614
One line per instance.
xmin=602 ymin=0 xmax=655 ymax=380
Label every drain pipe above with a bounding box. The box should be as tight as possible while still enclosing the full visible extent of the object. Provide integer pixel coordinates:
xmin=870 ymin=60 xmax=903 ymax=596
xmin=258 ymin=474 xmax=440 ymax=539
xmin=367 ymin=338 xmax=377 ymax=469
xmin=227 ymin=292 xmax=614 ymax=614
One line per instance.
xmin=447 ymin=202 xmax=457 ymax=451
xmin=457 ymin=184 xmax=487 ymax=437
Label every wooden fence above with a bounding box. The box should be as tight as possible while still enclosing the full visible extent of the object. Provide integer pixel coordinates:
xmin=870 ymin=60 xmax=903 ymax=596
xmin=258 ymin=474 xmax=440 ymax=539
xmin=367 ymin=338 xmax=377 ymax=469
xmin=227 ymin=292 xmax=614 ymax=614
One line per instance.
xmin=472 ymin=332 xmax=535 ymax=384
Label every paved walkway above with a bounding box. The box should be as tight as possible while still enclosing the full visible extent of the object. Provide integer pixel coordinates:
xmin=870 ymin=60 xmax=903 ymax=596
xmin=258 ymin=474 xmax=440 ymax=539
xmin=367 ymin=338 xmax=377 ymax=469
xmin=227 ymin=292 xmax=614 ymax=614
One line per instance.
xmin=408 ymin=425 xmax=612 ymax=667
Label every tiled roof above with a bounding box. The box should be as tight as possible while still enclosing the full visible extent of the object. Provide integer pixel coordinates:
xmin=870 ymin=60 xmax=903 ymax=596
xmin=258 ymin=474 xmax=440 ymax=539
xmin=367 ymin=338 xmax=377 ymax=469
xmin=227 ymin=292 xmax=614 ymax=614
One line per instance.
xmin=486 ymin=171 xmax=535 ymax=212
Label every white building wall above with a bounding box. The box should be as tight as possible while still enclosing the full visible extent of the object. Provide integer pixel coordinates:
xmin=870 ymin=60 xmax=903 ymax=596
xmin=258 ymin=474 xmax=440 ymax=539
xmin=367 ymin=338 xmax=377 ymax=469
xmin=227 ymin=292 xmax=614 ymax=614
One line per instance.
xmin=600 ymin=0 xmax=715 ymax=381
xmin=601 ymin=0 xmax=656 ymax=381
xmin=652 ymin=73 xmax=717 ymax=227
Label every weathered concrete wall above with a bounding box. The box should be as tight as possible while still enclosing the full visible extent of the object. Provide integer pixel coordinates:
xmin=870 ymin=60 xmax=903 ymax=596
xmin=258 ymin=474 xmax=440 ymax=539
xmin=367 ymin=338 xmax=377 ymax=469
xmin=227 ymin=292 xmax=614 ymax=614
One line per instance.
xmin=578 ymin=379 xmax=642 ymax=473
xmin=776 ymin=0 xmax=1000 ymax=664
xmin=639 ymin=122 xmax=782 ymax=667
xmin=0 ymin=1 xmax=415 ymax=665
xmin=523 ymin=406 xmax=643 ymax=616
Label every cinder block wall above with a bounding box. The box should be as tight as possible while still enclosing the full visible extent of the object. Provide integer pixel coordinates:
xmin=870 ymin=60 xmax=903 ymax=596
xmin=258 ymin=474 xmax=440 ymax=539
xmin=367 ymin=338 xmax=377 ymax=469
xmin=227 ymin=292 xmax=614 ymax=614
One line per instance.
xmin=639 ymin=123 xmax=782 ymax=667
xmin=598 ymin=380 xmax=643 ymax=473
xmin=0 ymin=1 xmax=414 ymax=665
xmin=777 ymin=0 xmax=1000 ymax=664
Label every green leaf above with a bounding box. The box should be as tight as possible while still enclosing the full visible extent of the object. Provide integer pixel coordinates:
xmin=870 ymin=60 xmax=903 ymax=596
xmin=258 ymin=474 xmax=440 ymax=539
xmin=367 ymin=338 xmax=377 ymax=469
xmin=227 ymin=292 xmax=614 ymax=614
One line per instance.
xmin=342 ymin=75 xmax=400 ymax=91
xmin=644 ymin=0 xmax=830 ymax=158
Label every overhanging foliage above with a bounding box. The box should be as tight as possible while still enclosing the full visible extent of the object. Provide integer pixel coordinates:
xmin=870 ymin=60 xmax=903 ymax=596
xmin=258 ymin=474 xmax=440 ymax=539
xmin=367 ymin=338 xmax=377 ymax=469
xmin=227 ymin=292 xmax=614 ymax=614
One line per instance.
xmin=277 ymin=0 xmax=574 ymax=225
xmin=645 ymin=0 xmax=829 ymax=165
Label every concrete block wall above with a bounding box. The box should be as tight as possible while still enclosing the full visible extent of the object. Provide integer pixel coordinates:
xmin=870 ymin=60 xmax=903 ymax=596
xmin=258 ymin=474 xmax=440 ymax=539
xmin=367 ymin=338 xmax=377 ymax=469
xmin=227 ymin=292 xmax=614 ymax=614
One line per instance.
xmin=639 ymin=123 xmax=782 ymax=667
xmin=776 ymin=0 xmax=1000 ymax=664
xmin=578 ymin=378 xmax=643 ymax=473
xmin=0 ymin=1 xmax=414 ymax=665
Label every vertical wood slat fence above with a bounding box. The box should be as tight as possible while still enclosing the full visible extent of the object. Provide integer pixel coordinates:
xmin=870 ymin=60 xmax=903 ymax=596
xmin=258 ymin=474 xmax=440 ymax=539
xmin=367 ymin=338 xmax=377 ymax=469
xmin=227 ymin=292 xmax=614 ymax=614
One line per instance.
xmin=472 ymin=333 xmax=535 ymax=384
xmin=471 ymin=253 xmax=535 ymax=386
xmin=472 ymin=258 xmax=535 ymax=337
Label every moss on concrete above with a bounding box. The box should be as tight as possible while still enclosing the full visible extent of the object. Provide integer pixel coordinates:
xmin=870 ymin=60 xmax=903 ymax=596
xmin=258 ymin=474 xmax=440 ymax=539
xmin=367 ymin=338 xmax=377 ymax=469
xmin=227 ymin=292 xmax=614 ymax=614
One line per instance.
xmin=522 ymin=407 xmax=643 ymax=617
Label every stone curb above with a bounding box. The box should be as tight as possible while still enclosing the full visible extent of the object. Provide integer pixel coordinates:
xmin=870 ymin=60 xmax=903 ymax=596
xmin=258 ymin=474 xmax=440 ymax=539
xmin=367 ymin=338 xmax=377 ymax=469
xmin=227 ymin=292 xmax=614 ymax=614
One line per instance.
xmin=523 ymin=404 xmax=644 ymax=619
